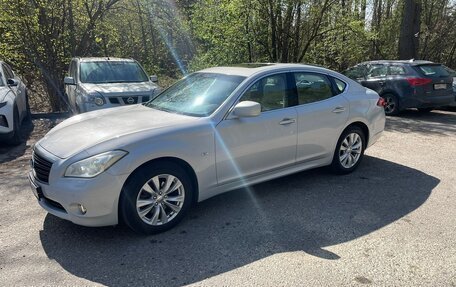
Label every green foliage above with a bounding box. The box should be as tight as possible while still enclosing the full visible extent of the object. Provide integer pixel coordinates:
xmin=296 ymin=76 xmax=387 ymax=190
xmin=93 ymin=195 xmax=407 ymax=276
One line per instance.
xmin=1 ymin=0 xmax=456 ymax=112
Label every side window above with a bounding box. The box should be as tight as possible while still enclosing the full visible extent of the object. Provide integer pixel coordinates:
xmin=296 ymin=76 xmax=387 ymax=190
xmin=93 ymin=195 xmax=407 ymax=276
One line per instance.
xmin=367 ymin=65 xmax=387 ymax=78
xmin=333 ymin=78 xmax=347 ymax=94
xmin=388 ymin=65 xmax=406 ymax=76
xmin=240 ymin=73 xmax=289 ymax=112
xmin=2 ymin=64 xmax=14 ymax=79
xmin=294 ymin=73 xmax=333 ymax=105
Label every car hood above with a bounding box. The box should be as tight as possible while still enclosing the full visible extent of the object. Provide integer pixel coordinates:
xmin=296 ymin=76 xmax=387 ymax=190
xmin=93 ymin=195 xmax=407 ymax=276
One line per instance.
xmin=81 ymin=82 xmax=157 ymax=95
xmin=39 ymin=105 xmax=196 ymax=158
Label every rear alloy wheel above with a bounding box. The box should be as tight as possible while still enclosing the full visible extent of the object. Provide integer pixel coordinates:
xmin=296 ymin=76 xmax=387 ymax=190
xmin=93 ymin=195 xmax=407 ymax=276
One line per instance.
xmin=382 ymin=94 xmax=399 ymax=116
xmin=120 ymin=161 xmax=193 ymax=234
xmin=331 ymin=126 xmax=365 ymax=174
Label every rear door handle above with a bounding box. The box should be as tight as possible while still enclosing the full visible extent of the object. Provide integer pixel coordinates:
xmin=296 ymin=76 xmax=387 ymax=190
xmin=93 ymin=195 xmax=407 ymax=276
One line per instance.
xmin=379 ymin=81 xmax=385 ymax=86
xmin=332 ymin=107 xmax=346 ymax=113
xmin=279 ymin=118 xmax=296 ymax=125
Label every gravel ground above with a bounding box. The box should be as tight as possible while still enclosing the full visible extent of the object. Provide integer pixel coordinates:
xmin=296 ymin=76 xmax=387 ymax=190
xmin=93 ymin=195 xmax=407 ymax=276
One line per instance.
xmin=0 ymin=110 xmax=455 ymax=287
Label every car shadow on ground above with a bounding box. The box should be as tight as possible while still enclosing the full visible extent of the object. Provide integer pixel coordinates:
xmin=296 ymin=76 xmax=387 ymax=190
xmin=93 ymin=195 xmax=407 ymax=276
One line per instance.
xmin=0 ymin=113 xmax=67 ymax=164
xmin=0 ymin=120 xmax=34 ymax=163
xmin=39 ymin=156 xmax=439 ymax=286
xmin=386 ymin=109 xmax=456 ymax=136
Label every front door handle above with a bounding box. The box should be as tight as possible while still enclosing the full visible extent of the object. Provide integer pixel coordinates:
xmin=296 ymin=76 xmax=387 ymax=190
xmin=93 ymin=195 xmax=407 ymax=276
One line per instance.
xmin=332 ymin=106 xmax=346 ymax=113
xmin=279 ymin=118 xmax=296 ymax=125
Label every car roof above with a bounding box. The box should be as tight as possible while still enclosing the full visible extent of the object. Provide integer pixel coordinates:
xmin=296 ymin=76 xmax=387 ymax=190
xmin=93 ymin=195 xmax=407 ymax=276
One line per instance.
xmin=76 ymin=57 xmax=136 ymax=62
xmin=358 ymin=59 xmax=436 ymax=66
xmin=199 ymin=63 xmax=329 ymax=77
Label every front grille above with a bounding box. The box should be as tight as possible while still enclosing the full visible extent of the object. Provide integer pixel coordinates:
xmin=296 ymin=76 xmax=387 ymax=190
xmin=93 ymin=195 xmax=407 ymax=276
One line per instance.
xmin=122 ymin=96 xmax=138 ymax=104
xmin=108 ymin=97 xmax=120 ymax=104
xmin=33 ymin=151 xmax=53 ymax=183
xmin=108 ymin=95 xmax=150 ymax=105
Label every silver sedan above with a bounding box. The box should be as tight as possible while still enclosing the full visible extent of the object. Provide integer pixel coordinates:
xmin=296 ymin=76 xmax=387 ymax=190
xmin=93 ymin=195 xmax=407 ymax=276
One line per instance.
xmin=29 ymin=63 xmax=385 ymax=234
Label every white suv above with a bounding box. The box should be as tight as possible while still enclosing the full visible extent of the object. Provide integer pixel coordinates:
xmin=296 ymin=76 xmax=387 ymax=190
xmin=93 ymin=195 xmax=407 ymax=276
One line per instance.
xmin=64 ymin=57 xmax=161 ymax=113
xmin=0 ymin=61 xmax=29 ymax=145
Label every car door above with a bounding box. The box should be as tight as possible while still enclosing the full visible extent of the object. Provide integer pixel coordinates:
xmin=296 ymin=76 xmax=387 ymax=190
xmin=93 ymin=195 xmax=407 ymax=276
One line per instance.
xmin=215 ymin=73 xmax=298 ymax=185
xmin=292 ymin=72 xmax=350 ymax=163
xmin=362 ymin=64 xmax=388 ymax=94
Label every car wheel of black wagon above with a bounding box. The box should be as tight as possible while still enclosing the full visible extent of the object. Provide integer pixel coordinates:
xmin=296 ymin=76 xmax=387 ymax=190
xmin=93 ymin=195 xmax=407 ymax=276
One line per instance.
xmin=120 ymin=161 xmax=194 ymax=235
xmin=382 ymin=93 xmax=400 ymax=116
xmin=331 ymin=126 xmax=366 ymax=175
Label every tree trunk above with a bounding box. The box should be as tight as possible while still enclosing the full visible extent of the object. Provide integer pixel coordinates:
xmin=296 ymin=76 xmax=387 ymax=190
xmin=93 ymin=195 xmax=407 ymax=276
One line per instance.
xmin=398 ymin=0 xmax=421 ymax=59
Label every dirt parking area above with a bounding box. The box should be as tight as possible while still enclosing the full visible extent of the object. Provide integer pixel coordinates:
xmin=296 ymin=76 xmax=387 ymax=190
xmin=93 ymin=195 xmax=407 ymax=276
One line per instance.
xmin=0 ymin=110 xmax=455 ymax=286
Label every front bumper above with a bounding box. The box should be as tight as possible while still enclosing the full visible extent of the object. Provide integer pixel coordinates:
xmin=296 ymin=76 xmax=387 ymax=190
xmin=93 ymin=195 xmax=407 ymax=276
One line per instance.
xmin=29 ymin=148 xmax=130 ymax=227
xmin=0 ymin=102 xmax=14 ymax=136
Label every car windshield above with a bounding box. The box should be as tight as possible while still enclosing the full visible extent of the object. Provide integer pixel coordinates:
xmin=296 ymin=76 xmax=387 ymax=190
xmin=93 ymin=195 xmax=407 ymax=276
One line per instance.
xmin=79 ymin=61 xmax=149 ymax=83
xmin=145 ymin=72 xmax=245 ymax=117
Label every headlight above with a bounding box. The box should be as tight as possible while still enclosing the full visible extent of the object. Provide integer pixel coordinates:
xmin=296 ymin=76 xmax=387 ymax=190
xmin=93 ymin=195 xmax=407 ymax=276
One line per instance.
xmin=83 ymin=92 xmax=105 ymax=106
xmin=65 ymin=150 xmax=127 ymax=178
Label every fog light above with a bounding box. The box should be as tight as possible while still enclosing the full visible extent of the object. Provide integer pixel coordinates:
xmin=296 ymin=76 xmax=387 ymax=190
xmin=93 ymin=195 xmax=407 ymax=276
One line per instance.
xmin=78 ymin=204 xmax=87 ymax=215
xmin=94 ymin=97 xmax=104 ymax=106
xmin=0 ymin=115 xmax=8 ymax=127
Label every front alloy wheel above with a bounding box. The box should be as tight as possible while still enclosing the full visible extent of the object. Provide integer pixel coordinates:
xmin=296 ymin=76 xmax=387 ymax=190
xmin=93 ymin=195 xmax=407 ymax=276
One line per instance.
xmin=136 ymin=174 xmax=185 ymax=226
xmin=120 ymin=161 xmax=193 ymax=234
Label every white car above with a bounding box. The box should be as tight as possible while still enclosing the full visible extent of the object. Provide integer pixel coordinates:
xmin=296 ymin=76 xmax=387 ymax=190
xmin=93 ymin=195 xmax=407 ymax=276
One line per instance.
xmin=30 ymin=64 xmax=385 ymax=234
xmin=0 ymin=61 xmax=29 ymax=145
xmin=64 ymin=57 xmax=160 ymax=113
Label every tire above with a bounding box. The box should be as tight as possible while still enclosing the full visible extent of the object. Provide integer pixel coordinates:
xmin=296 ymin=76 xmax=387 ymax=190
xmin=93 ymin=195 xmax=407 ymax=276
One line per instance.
xmin=330 ymin=126 xmax=366 ymax=174
xmin=417 ymin=108 xmax=433 ymax=113
xmin=6 ymin=106 xmax=23 ymax=146
xmin=119 ymin=161 xmax=194 ymax=235
xmin=382 ymin=93 xmax=400 ymax=116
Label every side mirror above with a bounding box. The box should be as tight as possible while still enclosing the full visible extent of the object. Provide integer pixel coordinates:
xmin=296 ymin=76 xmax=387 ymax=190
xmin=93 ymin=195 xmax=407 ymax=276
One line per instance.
xmin=232 ymin=101 xmax=261 ymax=118
xmin=149 ymin=75 xmax=158 ymax=83
xmin=64 ymin=76 xmax=76 ymax=85
xmin=7 ymin=78 xmax=18 ymax=87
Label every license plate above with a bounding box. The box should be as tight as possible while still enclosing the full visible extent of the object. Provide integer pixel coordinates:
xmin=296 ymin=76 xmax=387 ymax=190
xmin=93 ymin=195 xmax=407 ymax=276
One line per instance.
xmin=434 ymin=83 xmax=447 ymax=90
xmin=29 ymin=174 xmax=43 ymax=200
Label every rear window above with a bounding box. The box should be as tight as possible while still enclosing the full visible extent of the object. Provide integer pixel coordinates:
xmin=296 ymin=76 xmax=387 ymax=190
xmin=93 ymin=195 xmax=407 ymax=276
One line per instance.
xmin=417 ymin=65 xmax=449 ymax=77
xmin=333 ymin=78 xmax=347 ymax=94
xmin=443 ymin=66 xmax=456 ymax=77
